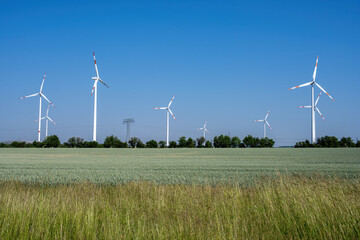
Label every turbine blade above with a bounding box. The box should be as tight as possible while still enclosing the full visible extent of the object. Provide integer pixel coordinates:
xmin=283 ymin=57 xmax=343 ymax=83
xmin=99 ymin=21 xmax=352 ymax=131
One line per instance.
xmin=204 ymin=121 xmax=207 ymax=128
xmin=265 ymin=111 xmax=270 ymax=120
xmin=315 ymin=107 xmax=326 ymax=121
xmin=40 ymin=73 xmax=46 ymax=92
xmin=288 ymin=81 xmax=313 ymax=90
xmin=46 ymin=104 xmax=50 ymax=116
xmin=91 ymin=80 xmax=98 ymax=96
xmin=47 ymin=116 xmax=56 ymax=125
xmin=298 ymin=106 xmax=311 ymax=108
xmin=205 ymin=129 xmax=209 ymax=134
xmin=265 ymin=121 xmax=272 ymax=129
xmin=40 ymin=93 xmax=55 ymax=107
xmin=93 ymin=52 xmax=99 ymax=78
xmin=313 ymin=56 xmax=318 ymax=81
xmin=315 ymin=82 xmax=335 ymax=101
xmin=99 ymin=78 xmax=109 ymax=88
xmin=255 ymin=120 xmax=264 ymax=122
xmin=315 ymin=92 xmax=321 ymax=106
xmin=168 ymin=95 xmax=175 ymax=108
xmin=198 ymin=127 xmax=204 ymax=130
xmin=168 ymin=108 xmax=176 ymax=120
xmin=19 ymin=93 xmax=39 ymax=100
xmin=154 ymin=107 xmax=167 ymax=110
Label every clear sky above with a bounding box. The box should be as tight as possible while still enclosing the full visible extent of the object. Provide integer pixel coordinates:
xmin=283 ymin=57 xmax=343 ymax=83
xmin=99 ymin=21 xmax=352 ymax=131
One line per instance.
xmin=1 ymin=0 xmax=359 ymax=146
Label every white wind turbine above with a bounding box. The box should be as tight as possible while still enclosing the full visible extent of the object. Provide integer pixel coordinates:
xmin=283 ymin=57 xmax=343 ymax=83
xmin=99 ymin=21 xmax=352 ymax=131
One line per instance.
xmin=36 ymin=104 xmax=56 ymax=138
xmin=19 ymin=73 xmax=55 ymax=142
xmin=255 ymin=110 xmax=272 ymax=138
xmin=289 ymin=57 xmax=334 ymax=143
xmin=298 ymin=92 xmax=326 ymax=122
xmin=91 ymin=52 xmax=109 ymax=142
xmin=198 ymin=121 xmax=209 ymax=139
xmin=154 ymin=96 xmax=176 ymax=146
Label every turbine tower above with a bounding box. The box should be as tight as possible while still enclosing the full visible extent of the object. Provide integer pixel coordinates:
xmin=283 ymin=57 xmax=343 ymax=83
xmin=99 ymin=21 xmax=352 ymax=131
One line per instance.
xmin=123 ymin=118 xmax=135 ymax=142
xmin=36 ymin=104 xmax=56 ymax=139
xmin=91 ymin=52 xmax=109 ymax=142
xmin=19 ymin=73 xmax=55 ymax=142
xmin=255 ymin=110 xmax=272 ymax=138
xmin=154 ymin=96 xmax=176 ymax=146
xmin=299 ymin=92 xmax=326 ymax=121
xmin=289 ymin=57 xmax=334 ymax=143
xmin=198 ymin=121 xmax=209 ymax=139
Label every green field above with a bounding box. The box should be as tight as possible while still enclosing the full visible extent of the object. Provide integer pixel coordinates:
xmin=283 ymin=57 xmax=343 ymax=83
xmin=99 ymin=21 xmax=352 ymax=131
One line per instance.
xmin=0 ymin=148 xmax=359 ymax=184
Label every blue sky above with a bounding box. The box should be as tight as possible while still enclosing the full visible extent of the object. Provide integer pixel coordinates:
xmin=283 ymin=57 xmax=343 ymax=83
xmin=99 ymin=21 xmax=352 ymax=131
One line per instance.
xmin=1 ymin=0 xmax=359 ymax=146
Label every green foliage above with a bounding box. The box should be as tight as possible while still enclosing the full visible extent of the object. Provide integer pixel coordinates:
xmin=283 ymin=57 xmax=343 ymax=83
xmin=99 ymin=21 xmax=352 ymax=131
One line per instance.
xmin=259 ymin=137 xmax=275 ymax=148
xmin=146 ymin=140 xmax=158 ymax=148
xmin=317 ymin=136 xmax=340 ymax=148
xmin=128 ymin=137 xmax=144 ymax=148
xmin=158 ymin=141 xmax=166 ymax=148
xmin=205 ymin=140 xmax=212 ymax=148
xmin=243 ymin=135 xmax=260 ymax=148
xmin=178 ymin=136 xmax=187 ymax=148
xmin=230 ymin=136 xmax=241 ymax=148
xmin=339 ymin=137 xmax=356 ymax=148
xmin=64 ymin=137 xmax=84 ymax=148
xmin=42 ymin=135 xmax=61 ymax=148
xmin=0 ymin=176 xmax=359 ymax=239
xmin=196 ymin=137 xmax=206 ymax=147
xmin=104 ymin=135 xmax=123 ymax=148
xmin=186 ymin=138 xmax=196 ymax=148
xmin=357 ymin=140 xmax=360 ymax=148
xmin=83 ymin=141 xmax=98 ymax=148
xmin=168 ymin=141 xmax=177 ymax=148
xmin=213 ymin=135 xmax=231 ymax=148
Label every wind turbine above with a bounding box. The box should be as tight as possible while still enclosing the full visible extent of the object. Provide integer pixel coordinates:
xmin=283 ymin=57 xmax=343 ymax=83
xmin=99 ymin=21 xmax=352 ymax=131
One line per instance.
xmin=289 ymin=57 xmax=334 ymax=143
xmin=19 ymin=73 xmax=55 ymax=142
xmin=198 ymin=121 xmax=209 ymax=139
xmin=36 ymin=104 xmax=56 ymax=138
xmin=299 ymin=92 xmax=326 ymax=121
xmin=154 ymin=96 xmax=176 ymax=146
xmin=255 ymin=111 xmax=272 ymax=138
xmin=91 ymin=52 xmax=109 ymax=142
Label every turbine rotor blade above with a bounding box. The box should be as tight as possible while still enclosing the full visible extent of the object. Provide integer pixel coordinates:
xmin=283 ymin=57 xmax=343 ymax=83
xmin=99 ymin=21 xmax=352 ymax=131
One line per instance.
xmin=91 ymin=80 xmax=98 ymax=96
xmin=315 ymin=82 xmax=335 ymax=101
xmin=255 ymin=120 xmax=264 ymax=122
xmin=154 ymin=107 xmax=167 ymax=110
xmin=93 ymin=52 xmax=99 ymax=78
xmin=265 ymin=121 xmax=272 ymax=129
xmin=313 ymin=56 xmax=318 ymax=81
xmin=46 ymin=104 xmax=50 ymax=116
xmin=315 ymin=107 xmax=326 ymax=121
xmin=265 ymin=111 xmax=270 ymax=120
xmin=47 ymin=116 xmax=56 ymax=125
xmin=298 ymin=106 xmax=311 ymax=108
xmin=40 ymin=73 xmax=46 ymax=92
xmin=315 ymin=92 xmax=322 ymax=106
xmin=168 ymin=108 xmax=176 ymax=120
xmin=19 ymin=93 xmax=39 ymax=100
xmin=98 ymin=78 xmax=109 ymax=88
xmin=288 ymin=81 xmax=313 ymax=90
xmin=40 ymin=93 xmax=55 ymax=107
xmin=168 ymin=95 xmax=175 ymax=108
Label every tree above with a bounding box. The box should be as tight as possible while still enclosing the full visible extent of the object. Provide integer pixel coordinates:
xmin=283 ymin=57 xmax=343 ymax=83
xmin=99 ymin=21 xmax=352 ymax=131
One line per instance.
xmin=65 ymin=137 xmax=84 ymax=148
xmin=339 ymin=137 xmax=355 ymax=148
xmin=128 ymin=137 xmax=138 ymax=148
xmin=259 ymin=137 xmax=275 ymax=148
xmin=136 ymin=139 xmax=145 ymax=148
xmin=357 ymin=139 xmax=360 ymax=148
xmin=317 ymin=136 xmax=339 ymax=148
xmin=213 ymin=135 xmax=231 ymax=148
xmin=231 ymin=136 xmax=241 ymax=148
xmin=178 ymin=136 xmax=187 ymax=148
xmin=42 ymin=135 xmax=61 ymax=148
xmin=243 ymin=135 xmax=260 ymax=148
xmin=104 ymin=135 xmax=122 ymax=148
xmin=196 ymin=137 xmax=206 ymax=148
xmin=83 ymin=141 xmax=98 ymax=148
xmin=158 ymin=141 xmax=166 ymax=148
xmin=146 ymin=140 xmax=158 ymax=148
xmin=205 ymin=140 xmax=212 ymax=148
xmin=169 ymin=141 xmax=177 ymax=148
xmin=186 ymin=138 xmax=196 ymax=148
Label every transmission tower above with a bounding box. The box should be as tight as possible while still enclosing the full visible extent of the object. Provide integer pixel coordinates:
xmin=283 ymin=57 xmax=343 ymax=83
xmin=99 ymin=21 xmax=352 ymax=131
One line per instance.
xmin=123 ymin=118 xmax=135 ymax=142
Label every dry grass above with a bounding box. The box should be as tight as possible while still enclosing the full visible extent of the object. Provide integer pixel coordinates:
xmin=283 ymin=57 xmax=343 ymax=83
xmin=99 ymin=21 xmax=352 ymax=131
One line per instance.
xmin=0 ymin=175 xmax=359 ymax=239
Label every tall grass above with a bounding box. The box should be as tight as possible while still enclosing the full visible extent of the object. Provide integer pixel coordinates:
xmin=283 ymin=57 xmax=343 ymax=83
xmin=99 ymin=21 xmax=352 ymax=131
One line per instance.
xmin=0 ymin=175 xmax=359 ymax=239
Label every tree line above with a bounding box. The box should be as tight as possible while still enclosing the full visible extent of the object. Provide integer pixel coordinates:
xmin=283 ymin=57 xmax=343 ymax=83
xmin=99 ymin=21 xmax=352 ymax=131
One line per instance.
xmin=295 ymin=136 xmax=360 ymax=148
xmin=0 ymin=134 xmax=275 ymax=148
